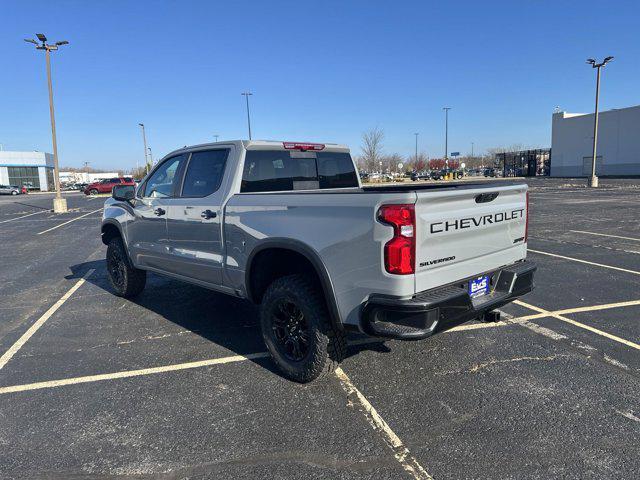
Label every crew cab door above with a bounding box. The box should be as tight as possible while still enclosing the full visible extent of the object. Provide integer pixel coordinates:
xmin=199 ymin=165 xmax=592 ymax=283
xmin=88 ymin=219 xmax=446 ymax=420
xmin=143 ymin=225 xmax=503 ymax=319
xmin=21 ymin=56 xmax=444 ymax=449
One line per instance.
xmin=164 ymin=148 xmax=231 ymax=285
xmin=127 ymin=154 xmax=187 ymax=270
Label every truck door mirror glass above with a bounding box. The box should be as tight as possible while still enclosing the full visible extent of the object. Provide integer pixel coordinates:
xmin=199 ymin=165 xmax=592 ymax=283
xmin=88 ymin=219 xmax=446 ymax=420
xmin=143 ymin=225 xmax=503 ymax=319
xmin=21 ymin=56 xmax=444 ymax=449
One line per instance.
xmin=112 ymin=184 xmax=135 ymax=201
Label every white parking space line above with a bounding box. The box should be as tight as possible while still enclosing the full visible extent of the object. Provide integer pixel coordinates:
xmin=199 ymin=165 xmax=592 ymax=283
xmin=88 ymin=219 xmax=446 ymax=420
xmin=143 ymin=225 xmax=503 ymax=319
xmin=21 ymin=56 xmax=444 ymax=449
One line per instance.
xmin=335 ymin=367 xmax=432 ymax=480
xmin=0 ymin=269 xmax=95 ymax=371
xmin=0 ymin=210 xmax=47 ymax=224
xmin=0 ymin=352 xmax=268 ymax=395
xmin=514 ymin=300 xmax=640 ymax=351
xmin=570 ymin=230 xmax=640 ymax=242
xmin=553 ymin=299 xmax=640 ymax=316
xmin=528 ymin=249 xmax=640 ymax=276
xmin=36 ymin=208 xmax=103 ymax=235
xmin=0 ymin=325 xmax=510 ymax=395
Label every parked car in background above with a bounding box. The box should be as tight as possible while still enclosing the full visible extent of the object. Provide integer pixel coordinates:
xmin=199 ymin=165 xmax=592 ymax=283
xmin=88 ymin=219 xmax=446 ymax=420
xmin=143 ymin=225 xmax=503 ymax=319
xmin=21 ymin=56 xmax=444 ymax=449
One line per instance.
xmin=484 ymin=168 xmax=496 ymax=177
xmin=84 ymin=177 xmax=135 ymax=195
xmin=411 ymin=172 xmax=430 ymax=181
xmin=0 ymin=185 xmax=21 ymax=195
xmin=21 ymin=186 xmax=28 ymax=194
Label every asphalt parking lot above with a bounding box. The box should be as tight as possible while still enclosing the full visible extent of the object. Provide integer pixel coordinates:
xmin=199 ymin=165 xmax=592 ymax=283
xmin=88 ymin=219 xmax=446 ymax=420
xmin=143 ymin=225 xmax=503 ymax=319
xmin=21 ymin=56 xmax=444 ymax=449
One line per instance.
xmin=1 ymin=179 xmax=639 ymax=479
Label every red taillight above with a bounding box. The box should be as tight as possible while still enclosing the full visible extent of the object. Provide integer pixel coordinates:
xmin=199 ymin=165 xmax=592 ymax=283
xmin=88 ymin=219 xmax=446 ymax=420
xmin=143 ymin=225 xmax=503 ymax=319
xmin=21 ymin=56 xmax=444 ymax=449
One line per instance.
xmin=525 ymin=191 xmax=530 ymax=243
xmin=282 ymin=142 xmax=325 ymax=151
xmin=378 ymin=204 xmax=415 ymax=275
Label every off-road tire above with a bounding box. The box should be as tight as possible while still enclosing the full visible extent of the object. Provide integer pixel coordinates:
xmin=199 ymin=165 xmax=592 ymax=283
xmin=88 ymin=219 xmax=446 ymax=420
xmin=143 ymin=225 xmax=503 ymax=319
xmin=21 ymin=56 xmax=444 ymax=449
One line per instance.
xmin=260 ymin=274 xmax=346 ymax=383
xmin=106 ymin=237 xmax=146 ymax=298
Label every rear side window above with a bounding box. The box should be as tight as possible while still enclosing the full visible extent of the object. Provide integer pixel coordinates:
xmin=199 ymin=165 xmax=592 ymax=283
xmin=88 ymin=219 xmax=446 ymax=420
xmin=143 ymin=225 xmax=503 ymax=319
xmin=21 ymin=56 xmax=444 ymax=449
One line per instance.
xmin=241 ymin=150 xmax=357 ymax=193
xmin=181 ymin=149 xmax=229 ymax=197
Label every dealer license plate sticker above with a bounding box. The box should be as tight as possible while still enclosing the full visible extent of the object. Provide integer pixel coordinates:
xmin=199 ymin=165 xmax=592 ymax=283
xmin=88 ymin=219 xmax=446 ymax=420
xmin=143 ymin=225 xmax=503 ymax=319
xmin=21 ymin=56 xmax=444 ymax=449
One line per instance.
xmin=469 ymin=275 xmax=490 ymax=298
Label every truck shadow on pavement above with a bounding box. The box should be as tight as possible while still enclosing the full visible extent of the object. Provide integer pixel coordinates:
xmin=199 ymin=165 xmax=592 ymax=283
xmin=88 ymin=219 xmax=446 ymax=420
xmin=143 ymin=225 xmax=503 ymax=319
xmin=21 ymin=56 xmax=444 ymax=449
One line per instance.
xmin=67 ymin=260 xmax=392 ymax=381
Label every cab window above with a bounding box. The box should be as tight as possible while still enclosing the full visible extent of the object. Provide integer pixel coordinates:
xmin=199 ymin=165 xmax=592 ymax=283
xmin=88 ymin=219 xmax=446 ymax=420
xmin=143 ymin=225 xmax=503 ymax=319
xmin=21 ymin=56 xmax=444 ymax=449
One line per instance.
xmin=143 ymin=155 xmax=186 ymax=198
xmin=241 ymin=150 xmax=358 ymax=193
xmin=181 ymin=149 xmax=229 ymax=197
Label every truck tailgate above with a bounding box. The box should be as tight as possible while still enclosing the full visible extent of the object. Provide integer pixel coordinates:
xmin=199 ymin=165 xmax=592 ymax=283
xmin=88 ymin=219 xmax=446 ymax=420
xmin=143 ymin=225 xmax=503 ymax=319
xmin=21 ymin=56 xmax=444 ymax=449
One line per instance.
xmin=414 ymin=183 xmax=528 ymax=293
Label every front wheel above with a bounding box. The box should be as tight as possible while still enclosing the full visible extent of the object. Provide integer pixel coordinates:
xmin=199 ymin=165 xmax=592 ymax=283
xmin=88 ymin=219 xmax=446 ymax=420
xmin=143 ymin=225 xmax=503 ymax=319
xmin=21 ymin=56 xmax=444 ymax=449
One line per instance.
xmin=260 ymin=274 xmax=346 ymax=383
xmin=106 ymin=237 xmax=146 ymax=298
xmin=89 ymin=189 xmax=99 ymax=196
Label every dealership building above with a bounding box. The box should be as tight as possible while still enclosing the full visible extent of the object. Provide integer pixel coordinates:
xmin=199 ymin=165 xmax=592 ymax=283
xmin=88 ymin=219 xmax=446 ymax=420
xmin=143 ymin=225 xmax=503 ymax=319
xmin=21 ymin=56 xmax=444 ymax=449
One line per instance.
xmin=551 ymin=105 xmax=640 ymax=176
xmin=0 ymin=151 xmax=55 ymax=190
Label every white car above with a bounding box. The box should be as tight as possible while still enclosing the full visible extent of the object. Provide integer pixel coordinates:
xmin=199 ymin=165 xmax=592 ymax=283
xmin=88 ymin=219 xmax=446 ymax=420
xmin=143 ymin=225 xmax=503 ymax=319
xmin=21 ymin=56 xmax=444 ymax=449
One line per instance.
xmin=0 ymin=185 xmax=20 ymax=195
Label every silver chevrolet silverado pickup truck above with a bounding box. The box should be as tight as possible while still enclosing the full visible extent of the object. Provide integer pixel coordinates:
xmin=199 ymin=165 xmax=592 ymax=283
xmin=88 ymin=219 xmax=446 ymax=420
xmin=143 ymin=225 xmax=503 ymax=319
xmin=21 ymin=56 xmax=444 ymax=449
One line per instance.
xmin=102 ymin=140 xmax=535 ymax=382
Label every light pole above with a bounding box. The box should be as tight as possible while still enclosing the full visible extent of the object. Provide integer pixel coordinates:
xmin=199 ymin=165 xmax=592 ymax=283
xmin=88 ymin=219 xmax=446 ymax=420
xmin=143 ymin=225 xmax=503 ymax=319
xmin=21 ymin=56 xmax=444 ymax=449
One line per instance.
xmin=471 ymin=142 xmax=474 ymax=158
xmin=25 ymin=34 xmax=69 ymax=213
xmin=213 ymin=134 xmax=219 ymax=142
xmin=148 ymin=147 xmax=153 ymax=166
xmin=443 ymin=107 xmax=451 ymax=164
xmin=241 ymin=92 xmax=253 ymax=139
xmin=586 ymin=56 xmax=614 ymax=188
xmin=138 ymin=123 xmax=149 ymax=174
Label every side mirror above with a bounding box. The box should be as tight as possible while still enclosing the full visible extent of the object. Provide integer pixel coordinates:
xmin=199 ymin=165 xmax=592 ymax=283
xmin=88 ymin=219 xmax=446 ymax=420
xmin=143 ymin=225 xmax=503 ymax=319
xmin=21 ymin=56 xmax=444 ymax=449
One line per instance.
xmin=112 ymin=184 xmax=135 ymax=202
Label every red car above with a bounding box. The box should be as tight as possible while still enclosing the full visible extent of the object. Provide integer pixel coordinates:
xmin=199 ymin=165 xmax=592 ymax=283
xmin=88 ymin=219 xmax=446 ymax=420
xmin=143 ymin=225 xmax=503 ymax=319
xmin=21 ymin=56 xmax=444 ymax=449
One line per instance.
xmin=84 ymin=177 xmax=135 ymax=195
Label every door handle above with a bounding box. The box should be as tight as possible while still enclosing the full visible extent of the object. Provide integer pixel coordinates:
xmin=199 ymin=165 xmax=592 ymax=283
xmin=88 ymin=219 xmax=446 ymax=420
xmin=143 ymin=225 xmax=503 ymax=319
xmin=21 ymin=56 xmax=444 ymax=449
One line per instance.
xmin=154 ymin=207 xmax=166 ymax=216
xmin=201 ymin=209 xmax=217 ymax=219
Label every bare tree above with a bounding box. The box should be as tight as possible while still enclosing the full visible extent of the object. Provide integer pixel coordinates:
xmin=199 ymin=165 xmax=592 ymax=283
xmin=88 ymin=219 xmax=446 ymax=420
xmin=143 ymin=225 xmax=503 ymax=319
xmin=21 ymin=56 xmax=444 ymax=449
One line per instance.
xmin=360 ymin=127 xmax=385 ymax=172
xmin=382 ymin=153 xmax=404 ymax=174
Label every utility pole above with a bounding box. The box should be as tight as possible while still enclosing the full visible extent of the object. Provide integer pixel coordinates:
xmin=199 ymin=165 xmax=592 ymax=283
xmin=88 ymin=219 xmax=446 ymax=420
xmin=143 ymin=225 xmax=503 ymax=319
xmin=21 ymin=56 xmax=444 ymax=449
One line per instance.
xmin=443 ymin=107 xmax=451 ymax=164
xmin=148 ymin=147 xmax=153 ymax=166
xmin=414 ymin=133 xmax=419 ymax=166
xmin=138 ymin=123 xmax=149 ymax=174
xmin=471 ymin=142 xmax=474 ymax=159
xmin=241 ymin=92 xmax=253 ymax=140
xmin=586 ymin=56 xmax=614 ymax=188
xmin=213 ymin=134 xmax=219 ymax=142
xmin=25 ymin=34 xmax=69 ymax=213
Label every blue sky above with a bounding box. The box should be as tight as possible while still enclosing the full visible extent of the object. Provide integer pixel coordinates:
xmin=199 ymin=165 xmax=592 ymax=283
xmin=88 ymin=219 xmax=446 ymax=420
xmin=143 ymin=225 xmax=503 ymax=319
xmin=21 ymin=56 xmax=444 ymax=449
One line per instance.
xmin=1 ymin=0 xmax=638 ymax=170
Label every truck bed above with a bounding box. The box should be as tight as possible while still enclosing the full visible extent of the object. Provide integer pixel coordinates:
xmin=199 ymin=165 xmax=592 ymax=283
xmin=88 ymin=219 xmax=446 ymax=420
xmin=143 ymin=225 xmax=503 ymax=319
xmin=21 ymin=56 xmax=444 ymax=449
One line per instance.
xmin=362 ymin=180 xmax=524 ymax=193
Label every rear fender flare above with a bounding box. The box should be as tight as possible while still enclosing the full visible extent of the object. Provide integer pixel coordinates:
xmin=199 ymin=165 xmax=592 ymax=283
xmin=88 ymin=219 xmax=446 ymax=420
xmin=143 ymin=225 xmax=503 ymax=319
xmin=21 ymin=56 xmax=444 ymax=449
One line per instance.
xmin=245 ymin=238 xmax=343 ymax=330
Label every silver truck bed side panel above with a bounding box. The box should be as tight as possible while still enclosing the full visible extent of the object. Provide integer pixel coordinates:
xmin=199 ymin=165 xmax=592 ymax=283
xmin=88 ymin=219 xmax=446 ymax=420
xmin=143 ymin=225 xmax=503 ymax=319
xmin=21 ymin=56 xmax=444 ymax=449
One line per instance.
xmin=224 ymin=191 xmax=415 ymax=327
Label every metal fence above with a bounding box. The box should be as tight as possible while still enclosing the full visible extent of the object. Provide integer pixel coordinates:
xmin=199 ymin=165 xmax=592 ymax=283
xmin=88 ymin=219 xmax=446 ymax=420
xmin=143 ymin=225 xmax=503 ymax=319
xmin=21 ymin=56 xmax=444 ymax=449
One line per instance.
xmin=497 ymin=149 xmax=551 ymax=177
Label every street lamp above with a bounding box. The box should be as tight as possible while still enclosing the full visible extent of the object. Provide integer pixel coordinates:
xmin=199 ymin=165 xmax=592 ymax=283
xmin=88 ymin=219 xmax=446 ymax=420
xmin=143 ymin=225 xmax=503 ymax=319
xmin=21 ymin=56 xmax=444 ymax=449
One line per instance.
xmin=586 ymin=56 xmax=614 ymax=188
xmin=471 ymin=142 xmax=474 ymax=158
xmin=24 ymin=33 xmax=69 ymax=213
xmin=213 ymin=134 xmax=219 ymax=142
xmin=148 ymin=147 xmax=153 ymax=166
xmin=138 ymin=123 xmax=149 ymax=174
xmin=443 ymin=107 xmax=451 ymax=163
xmin=414 ymin=133 xmax=419 ymax=165
xmin=241 ymin=92 xmax=253 ymax=140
